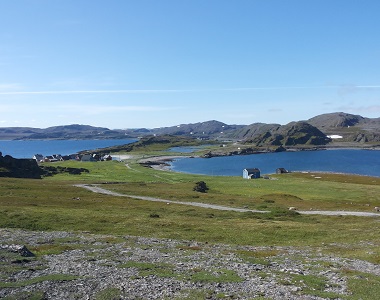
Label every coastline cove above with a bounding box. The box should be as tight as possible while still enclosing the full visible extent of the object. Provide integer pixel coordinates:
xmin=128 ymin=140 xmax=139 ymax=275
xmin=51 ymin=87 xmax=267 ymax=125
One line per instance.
xmin=169 ymin=149 xmax=380 ymax=178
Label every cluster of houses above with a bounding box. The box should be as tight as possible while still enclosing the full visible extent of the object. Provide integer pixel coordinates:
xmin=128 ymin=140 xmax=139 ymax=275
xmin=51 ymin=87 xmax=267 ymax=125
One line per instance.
xmin=33 ymin=153 xmax=113 ymax=163
xmin=243 ymin=167 xmax=289 ymax=179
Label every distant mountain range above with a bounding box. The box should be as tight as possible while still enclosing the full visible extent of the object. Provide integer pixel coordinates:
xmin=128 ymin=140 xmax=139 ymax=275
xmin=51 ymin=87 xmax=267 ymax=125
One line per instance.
xmin=0 ymin=124 xmax=123 ymax=140
xmin=0 ymin=112 xmax=379 ymax=146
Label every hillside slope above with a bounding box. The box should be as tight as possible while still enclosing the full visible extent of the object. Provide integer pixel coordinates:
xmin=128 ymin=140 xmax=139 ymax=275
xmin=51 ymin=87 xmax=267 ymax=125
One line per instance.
xmin=243 ymin=121 xmax=331 ymax=146
xmin=225 ymin=123 xmax=281 ymax=140
xmin=307 ymin=112 xmax=380 ymax=143
xmin=307 ymin=112 xmax=364 ymax=128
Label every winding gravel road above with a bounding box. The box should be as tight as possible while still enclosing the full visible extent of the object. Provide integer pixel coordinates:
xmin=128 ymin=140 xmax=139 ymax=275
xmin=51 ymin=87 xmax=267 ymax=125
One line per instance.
xmin=74 ymin=184 xmax=380 ymax=217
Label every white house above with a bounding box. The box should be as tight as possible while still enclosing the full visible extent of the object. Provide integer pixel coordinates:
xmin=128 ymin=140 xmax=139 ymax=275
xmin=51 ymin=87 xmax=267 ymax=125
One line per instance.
xmin=33 ymin=154 xmax=44 ymax=162
xmin=243 ymin=168 xmax=261 ymax=179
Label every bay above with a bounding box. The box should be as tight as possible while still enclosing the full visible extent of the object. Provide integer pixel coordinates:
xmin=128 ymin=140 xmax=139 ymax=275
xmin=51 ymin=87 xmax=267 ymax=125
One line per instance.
xmin=170 ymin=149 xmax=380 ymax=177
xmin=0 ymin=139 xmax=137 ymax=159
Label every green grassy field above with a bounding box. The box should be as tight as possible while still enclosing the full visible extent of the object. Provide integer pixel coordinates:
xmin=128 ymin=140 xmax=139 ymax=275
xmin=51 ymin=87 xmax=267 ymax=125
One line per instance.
xmin=1 ymin=158 xmax=379 ymax=265
xmin=1 ymin=154 xmax=380 ymax=299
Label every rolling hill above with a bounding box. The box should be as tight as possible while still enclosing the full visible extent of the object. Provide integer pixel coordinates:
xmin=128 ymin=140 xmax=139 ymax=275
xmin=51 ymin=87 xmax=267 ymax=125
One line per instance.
xmin=0 ymin=125 xmax=124 ymax=140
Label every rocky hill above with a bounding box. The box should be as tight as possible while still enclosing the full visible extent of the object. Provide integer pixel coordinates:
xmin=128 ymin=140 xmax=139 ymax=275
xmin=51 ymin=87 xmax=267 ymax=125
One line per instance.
xmin=307 ymin=112 xmax=380 ymax=143
xmin=243 ymin=121 xmax=331 ymax=146
xmin=307 ymin=112 xmax=364 ymax=128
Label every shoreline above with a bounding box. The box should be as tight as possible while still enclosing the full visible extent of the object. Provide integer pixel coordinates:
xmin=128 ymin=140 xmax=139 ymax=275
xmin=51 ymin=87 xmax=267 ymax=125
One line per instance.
xmin=209 ymin=144 xmax=380 ymax=157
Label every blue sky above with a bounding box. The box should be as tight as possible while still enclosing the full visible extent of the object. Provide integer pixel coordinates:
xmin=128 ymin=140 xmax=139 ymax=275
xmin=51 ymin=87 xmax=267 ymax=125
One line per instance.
xmin=1 ymin=0 xmax=379 ymax=129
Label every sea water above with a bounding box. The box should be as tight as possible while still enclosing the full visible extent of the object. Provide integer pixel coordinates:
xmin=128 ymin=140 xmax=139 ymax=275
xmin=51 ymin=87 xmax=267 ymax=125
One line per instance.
xmin=0 ymin=139 xmax=137 ymax=159
xmin=170 ymin=149 xmax=380 ymax=177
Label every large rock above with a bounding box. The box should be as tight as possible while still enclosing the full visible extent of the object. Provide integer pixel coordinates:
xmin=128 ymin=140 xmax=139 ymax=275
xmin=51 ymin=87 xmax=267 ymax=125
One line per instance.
xmin=0 ymin=154 xmax=42 ymax=179
xmin=0 ymin=244 xmax=35 ymax=257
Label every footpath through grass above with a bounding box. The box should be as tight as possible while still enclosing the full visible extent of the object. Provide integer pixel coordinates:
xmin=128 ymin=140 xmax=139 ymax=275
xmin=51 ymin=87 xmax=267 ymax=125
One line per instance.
xmin=43 ymin=159 xmax=380 ymax=212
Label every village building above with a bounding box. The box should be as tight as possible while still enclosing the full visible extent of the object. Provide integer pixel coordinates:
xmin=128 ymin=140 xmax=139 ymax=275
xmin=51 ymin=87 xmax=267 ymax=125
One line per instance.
xmin=101 ymin=154 xmax=113 ymax=161
xmin=276 ymin=168 xmax=289 ymax=174
xmin=44 ymin=155 xmax=58 ymax=162
xmin=243 ymin=168 xmax=261 ymax=179
xmin=33 ymin=154 xmax=44 ymax=162
xmin=92 ymin=154 xmax=101 ymax=161
xmin=80 ymin=154 xmax=96 ymax=162
xmin=61 ymin=155 xmax=72 ymax=161
xmin=34 ymin=152 xmax=111 ymax=163
xmin=52 ymin=154 xmax=63 ymax=161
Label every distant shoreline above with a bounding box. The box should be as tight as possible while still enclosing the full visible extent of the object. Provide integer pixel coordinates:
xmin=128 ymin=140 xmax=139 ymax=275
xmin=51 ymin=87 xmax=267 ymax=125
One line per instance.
xmin=140 ymin=148 xmax=380 ymax=178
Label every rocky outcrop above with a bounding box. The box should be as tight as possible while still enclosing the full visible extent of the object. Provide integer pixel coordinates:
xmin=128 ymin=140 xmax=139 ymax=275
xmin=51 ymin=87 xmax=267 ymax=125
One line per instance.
xmin=351 ymin=132 xmax=380 ymax=143
xmin=0 ymin=154 xmax=42 ymax=179
xmin=0 ymin=244 xmax=35 ymax=257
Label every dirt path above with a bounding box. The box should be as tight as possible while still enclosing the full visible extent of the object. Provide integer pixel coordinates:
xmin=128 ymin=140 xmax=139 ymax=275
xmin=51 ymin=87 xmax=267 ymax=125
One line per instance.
xmin=74 ymin=184 xmax=268 ymax=213
xmin=74 ymin=184 xmax=380 ymax=217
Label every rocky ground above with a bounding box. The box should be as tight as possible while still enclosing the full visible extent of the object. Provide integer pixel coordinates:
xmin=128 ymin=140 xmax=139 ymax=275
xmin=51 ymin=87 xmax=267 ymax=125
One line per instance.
xmin=1 ymin=228 xmax=379 ymax=300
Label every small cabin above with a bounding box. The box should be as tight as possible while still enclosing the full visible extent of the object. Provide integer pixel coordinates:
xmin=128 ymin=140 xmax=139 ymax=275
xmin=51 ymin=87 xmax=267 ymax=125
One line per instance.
xmin=33 ymin=154 xmax=44 ymax=162
xmin=243 ymin=168 xmax=261 ymax=179
xmin=81 ymin=154 xmax=96 ymax=162
xmin=276 ymin=168 xmax=289 ymax=174
xmin=44 ymin=155 xmax=58 ymax=162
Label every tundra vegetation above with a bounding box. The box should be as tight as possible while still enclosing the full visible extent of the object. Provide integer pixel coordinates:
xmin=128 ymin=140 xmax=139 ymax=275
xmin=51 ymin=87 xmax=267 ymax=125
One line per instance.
xmin=1 ymin=140 xmax=380 ymax=299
